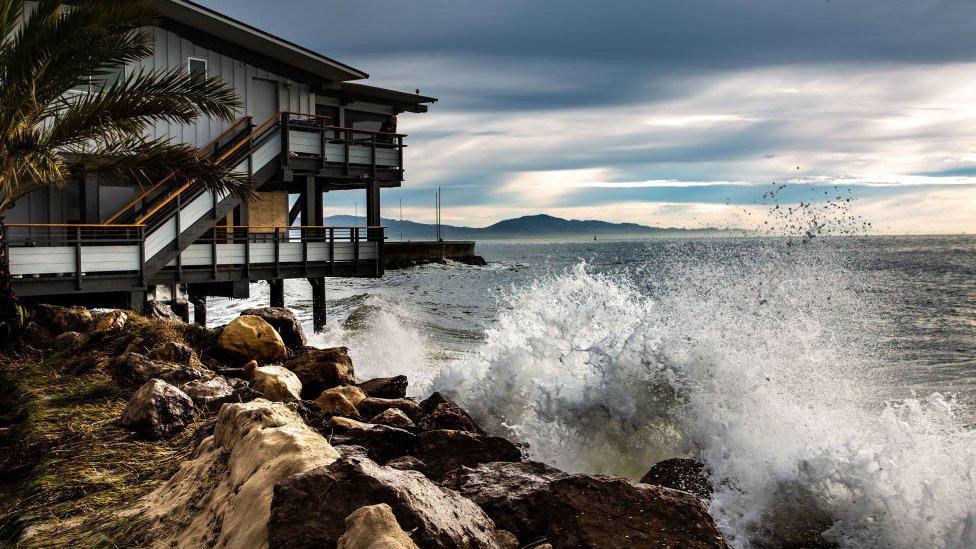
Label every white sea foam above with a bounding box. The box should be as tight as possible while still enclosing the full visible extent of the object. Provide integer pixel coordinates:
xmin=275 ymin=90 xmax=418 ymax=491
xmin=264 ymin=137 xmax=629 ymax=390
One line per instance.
xmin=435 ymin=242 xmax=976 ymax=548
xmin=309 ymin=294 xmax=436 ymax=397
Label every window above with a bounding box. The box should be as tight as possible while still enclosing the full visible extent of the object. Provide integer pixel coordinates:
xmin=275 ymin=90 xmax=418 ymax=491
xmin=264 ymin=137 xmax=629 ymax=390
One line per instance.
xmin=188 ymin=57 xmax=208 ymax=77
xmin=345 ymin=110 xmax=388 ymax=132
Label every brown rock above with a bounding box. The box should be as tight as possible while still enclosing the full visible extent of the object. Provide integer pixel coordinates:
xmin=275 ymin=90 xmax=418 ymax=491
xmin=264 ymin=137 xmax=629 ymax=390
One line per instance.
xmin=418 ymin=430 xmax=522 ymax=480
xmin=315 ymin=391 xmax=363 ymax=419
xmin=442 ymin=461 xmax=567 ymax=543
xmin=246 ymin=360 xmax=302 ymax=401
xmin=120 ymin=379 xmax=196 ymax=439
xmin=92 ymin=310 xmax=128 ymax=334
xmin=285 ymin=347 xmax=356 ymax=398
xmin=148 ymin=341 xmax=199 ymax=368
xmin=640 ymin=458 xmax=712 ymax=500
xmin=357 ymin=397 xmax=422 ymax=422
xmin=329 ymin=416 xmax=376 ymax=435
xmin=216 ymin=315 xmax=288 ymax=364
xmin=337 ymin=504 xmax=420 ymax=549
xmin=32 ymin=304 xmax=92 ymax=333
xmin=358 ymin=375 xmax=408 ymax=399
xmin=419 ymin=392 xmax=485 ymax=434
xmin=51 ymin=331 xmax=85 ymax=351
xmin=242 ymin=307 xmax=307 ymax=355
xmin=546 ymin=475 xmax=728 ymax=549
xmin=384 ymin=456 xmax=428 ymax=476
xmin=371 ymin=408 xmax=416 ymax=430
xmin=268 ymin=454 xmax=510 ymax=548
xmin=366 ymin=425 xmax=417 ymax=462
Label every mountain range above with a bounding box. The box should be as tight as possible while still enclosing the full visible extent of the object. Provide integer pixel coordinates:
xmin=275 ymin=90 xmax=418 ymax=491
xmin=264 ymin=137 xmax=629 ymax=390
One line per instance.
xmin=324 ymin=214 xmax=745 ymax=240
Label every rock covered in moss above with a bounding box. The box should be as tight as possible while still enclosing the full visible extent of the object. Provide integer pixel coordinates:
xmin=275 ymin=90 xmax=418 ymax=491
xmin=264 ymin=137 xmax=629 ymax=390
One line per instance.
xmin=337 ymin=503 xmax=420 ymax=549
xmin=120 ymin=379 xmax=196 ymax=440
xmin=32 ymin=304 xmax=92 ymax=333
xmin=269 ymin=453 xmax=510 ymax=549
xmin=546 ymin=475 xmax=728 ymax=549
xmin=284 ymin=347 xmax=356 ymax=398
xmin=245 ymin=360 xmax=302 ymax=401
xmin=91 ymin=310 xmax=128 ymax=334
xmin=108 ymin=352 xmax=208 ymax=387
xmin=241 ymin=307 xmax=307 ymax=355
xmin=358 ymin=375 xmax=408 ymax=399
xmin=216 ymin=315 xmax=287 ymax=364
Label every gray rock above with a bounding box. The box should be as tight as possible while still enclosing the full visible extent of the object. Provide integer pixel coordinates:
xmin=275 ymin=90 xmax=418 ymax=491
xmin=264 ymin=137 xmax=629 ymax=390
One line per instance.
xmin=181 ymin=376 xmax=235 ymax=410
xmin=145 ymin=301 xmax=182 ymax=321
xmin=269 ymin=453 xmax=510 ymax=548
xmin=384 ymin=456 xmax=428 ymax=476
xmin=442 ymin=461 xmax=567 ymax=543
xmin=120 ymin=379 xmax=196 ymax=440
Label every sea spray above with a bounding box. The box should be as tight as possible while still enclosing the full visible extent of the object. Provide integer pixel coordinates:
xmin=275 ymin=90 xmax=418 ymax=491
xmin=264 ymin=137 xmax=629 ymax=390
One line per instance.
xmin=309 ymin=294 xmax=437 ymax=397
xmin=436 ymin=240 xmax=976 ymax=548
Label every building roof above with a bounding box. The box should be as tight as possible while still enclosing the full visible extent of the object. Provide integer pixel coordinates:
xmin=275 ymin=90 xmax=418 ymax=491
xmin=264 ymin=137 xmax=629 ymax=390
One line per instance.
xmin=148 ymin=0 xmax=368 ymax=83
xmin=340 ymin=83 xmax=438 ymax=112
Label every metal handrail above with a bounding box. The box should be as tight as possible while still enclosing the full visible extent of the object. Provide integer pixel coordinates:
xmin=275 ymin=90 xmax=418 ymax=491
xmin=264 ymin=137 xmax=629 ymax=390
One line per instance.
xmin=133 ymin=111 xmax=283 ymax=226
xmin=101 ymin=116 xmax=254 ymax=224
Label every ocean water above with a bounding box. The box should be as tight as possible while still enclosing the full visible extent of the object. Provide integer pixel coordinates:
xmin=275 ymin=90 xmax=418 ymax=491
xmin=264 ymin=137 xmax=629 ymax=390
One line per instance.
xmin=208 ymin=235 xmax=976 ymax=548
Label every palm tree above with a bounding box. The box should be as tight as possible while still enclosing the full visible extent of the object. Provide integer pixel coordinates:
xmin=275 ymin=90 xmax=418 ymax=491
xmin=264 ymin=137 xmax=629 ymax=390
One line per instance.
xmin=0 ymin=0 xmax=252 ymax=341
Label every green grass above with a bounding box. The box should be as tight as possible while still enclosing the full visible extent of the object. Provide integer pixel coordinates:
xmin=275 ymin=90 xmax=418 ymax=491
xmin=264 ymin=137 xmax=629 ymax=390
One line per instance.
xmin=0 ymin=314 xmax=217 ymax=548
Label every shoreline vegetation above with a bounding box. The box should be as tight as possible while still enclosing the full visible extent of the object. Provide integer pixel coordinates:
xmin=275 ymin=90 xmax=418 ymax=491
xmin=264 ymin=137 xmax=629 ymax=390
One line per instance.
xmin=0 ymin=304 xmax=730 ymax=548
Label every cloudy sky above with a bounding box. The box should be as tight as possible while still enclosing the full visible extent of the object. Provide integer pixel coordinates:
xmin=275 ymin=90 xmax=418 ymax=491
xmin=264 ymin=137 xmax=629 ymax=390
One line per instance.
xmin=201 ymin=0 xmax=976 ymax=234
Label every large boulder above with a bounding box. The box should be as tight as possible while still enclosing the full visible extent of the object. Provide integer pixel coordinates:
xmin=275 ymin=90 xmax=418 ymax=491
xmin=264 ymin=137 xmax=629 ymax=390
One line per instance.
xmin=419 ymin=392 xmax=485 ymax=434
xmin=181 ymin=376 xmax=235 ymax=411
xmin=32 ymin=304 xmax=92 ymax=334
xmin=242 ymin=307 xmax=307 ymax=355
xmin=417 ymin=430 xmax=522 ymax=480
xmin=442 ymin=461 xmax=567 ymax=543
xmin=338 ymin=504 xmax=420 ymax=549
xmin=358 ymin=375 xmax=408 ymax=399
xmin=137 ymin=400 xmax=339 ymax=548
xmin=284 ymin=347 xmax=356 ymax=398
xmin=269 ymin=453 xmax=510 ymax=548
xmin=120 ymin=379 xmax=196 ymax=440
xmin=216 ymin=315 xmax=288 ymax=364
xmin=640 ymin=458 xmax=712 ymax=500
xmin=246 ymin=360 xmax=302 ymax=401
xmin=546 ymin=475 xmax=728 ymax=549
xmin=357 ymin=397 xmax=423 ymax=422
xmin=108 ymin=352 xmax=208 ymax=387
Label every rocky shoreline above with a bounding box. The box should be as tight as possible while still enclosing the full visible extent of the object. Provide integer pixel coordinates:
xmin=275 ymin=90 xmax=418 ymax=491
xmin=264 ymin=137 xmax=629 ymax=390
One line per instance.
xmin=0 ymin=304 xmax=728 ymax=548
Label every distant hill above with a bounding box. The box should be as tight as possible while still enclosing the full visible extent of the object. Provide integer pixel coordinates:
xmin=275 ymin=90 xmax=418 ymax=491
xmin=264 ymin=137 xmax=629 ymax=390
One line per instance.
xmin=325 ymin=213 xmax=744 ymax=240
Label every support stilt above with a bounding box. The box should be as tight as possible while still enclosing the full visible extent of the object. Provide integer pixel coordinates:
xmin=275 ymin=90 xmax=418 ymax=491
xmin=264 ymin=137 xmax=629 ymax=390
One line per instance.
xmin=191 ymin=295 xmax=207 ymax=326
xmin=270 ymin=279 xmax=284 ymax=308
xmin=309 ymin=277 xmax=326 ymax=332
